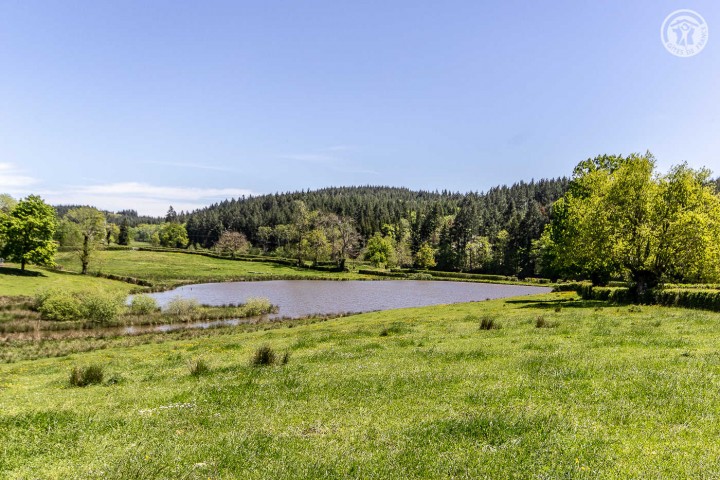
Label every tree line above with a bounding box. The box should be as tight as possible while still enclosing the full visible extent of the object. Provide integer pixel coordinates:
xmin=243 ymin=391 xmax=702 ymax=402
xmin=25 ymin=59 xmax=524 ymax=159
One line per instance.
xmin=181 ymin=180 xmax=570 ymax=275
xmin=3 ymin=154 xmax=718 ymax=288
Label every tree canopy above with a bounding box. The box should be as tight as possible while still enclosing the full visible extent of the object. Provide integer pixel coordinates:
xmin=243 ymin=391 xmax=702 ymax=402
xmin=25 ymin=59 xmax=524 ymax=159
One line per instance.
xmin=65 ymin=207 xmax=107 ymax=274
xmin=0 ymin=195 xmax=58 ymax=271
xmin=540 ymin=153 xmax=720 ymax=294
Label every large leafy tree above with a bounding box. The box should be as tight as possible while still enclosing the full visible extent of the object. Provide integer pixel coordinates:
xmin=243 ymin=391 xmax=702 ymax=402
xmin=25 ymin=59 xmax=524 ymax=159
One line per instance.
xmin=364 ymin=233 xmax=396 ymax=268
xmin=117 ymin=217 xmax=132 ymax=246
xmin=541 ymin=153 xmax=720 ymax=295
xmin=157 ymin=222 xmax=189 ymax=248
xmin=0 ymin=194 xmax=16 ymax=213
xmin=214 ymin=230 xmax=250 ymax=258
xmin=65 ymin=207 xmax=107 ymax=274
xmin=0 ymin=195 xmax=58 ymax=271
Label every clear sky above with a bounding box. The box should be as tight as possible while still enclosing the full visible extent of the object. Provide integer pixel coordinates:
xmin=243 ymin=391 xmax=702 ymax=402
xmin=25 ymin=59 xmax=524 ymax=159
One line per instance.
xmin=1 ymin=0 xmax=719 ymax=215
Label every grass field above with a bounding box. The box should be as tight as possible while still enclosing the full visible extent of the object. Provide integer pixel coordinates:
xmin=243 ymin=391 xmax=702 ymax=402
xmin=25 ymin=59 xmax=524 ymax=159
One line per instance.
xmin=0 ymin=264 xmax=135 ymax=297
xmin=3 ymin=292 xmax=720 ymax=478
xmin=55 ymin=250 xmax=366 ymax=288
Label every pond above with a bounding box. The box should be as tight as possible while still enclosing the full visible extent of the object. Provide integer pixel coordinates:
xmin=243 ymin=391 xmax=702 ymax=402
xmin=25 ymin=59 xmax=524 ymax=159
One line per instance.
xmin=148 ymin=280 xmax=552 ymax=319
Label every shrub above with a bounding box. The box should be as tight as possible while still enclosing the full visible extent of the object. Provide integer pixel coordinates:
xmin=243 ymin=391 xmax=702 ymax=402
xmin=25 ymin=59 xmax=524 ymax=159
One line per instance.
xmin=129 ymin=294 xmax=158 ymax=315
xmin=188 ymin=359 xmax=210 ymax=376
xmin=81 ymin=291 xmax=124 ymax=324
xmin=69 ymin=365 xmax=104 ymax=387
xmin=165 ymin=297 xmax=200 ymax=316
xmin=479 ymin=316 xmax=500 ymax=330
xmin=281 ymin=352 xmax=291 ymax=365
xmin=252 ymin=344 xmax=277 ymax=366
xmin=36 ymin=290 xmax=83 ymax=321
xmin=242 ymin=297 xmax=273 ymax=316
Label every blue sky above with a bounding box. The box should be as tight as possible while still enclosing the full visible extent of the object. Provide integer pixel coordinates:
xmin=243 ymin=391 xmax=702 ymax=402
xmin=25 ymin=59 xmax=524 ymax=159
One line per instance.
xmin=1 ymin=0 xmax=718 ymax=215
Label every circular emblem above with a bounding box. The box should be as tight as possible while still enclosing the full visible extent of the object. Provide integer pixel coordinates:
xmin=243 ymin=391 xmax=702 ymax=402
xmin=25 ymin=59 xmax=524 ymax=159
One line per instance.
xmin=661 ymin=10 xmax=709 ymax=57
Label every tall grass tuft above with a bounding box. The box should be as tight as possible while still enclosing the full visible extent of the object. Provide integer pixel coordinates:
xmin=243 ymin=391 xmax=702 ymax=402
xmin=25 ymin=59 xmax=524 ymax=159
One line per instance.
xmin=188 ymin=358 xmax=210 ymax=376
xmin=479 ymin=316 xmax=501 ymax=330
xmin=535 ymin=316 xmax=558 ymax=328
xmin=69 ymin=364 xmax=104 ymax=387
xmin=251 ymin=344 xmax=290 ymax=366
xmin=252 ymin=344 xmax=277 ymax=366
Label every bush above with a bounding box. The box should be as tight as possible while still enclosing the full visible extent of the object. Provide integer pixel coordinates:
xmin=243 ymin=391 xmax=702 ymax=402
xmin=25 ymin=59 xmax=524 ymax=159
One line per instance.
xmin=165 ymin=297 xmax=200 ymax=316
xmin=81 ymin=291 xmax=124 ymax=324
xmin=35 ymin=290 xmax=83 ymax=321
xmin=69 ymin=365 xmax=104 ymax=387
xmin=479 ymin=316 xmax=500 ymax=330
xmin=242 ymin=297 xmax=273 ymax=316
xmin=129 ymin=294 xmax=158 ymax=315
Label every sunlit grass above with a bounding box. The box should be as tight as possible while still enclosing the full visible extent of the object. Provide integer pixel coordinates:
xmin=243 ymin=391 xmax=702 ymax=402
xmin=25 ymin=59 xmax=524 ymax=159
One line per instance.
xmin=3 ymin=293 xmax=720 ymax=477
xmin=55 ymin=249 xmax=368 ymax=288
xmin=0 ymin=264 xmax=134 ymax=297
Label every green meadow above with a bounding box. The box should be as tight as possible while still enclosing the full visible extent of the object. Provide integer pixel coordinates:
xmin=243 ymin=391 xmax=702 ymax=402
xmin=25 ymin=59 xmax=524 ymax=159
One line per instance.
xmin=0 ymin=264 xmax=134 ymax=297
xmin=54 ymin=249 xmax=367 ymax=288
xmin=3 ymin=291 xmax=720 ymax=478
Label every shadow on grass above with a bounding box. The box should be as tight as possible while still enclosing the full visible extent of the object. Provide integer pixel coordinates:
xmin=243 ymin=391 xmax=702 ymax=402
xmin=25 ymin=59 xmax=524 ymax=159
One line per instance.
xmin=506 ymin=298 xmax=608 ymax=309
xmin=0 ymin=266 xmax=46 ymax=278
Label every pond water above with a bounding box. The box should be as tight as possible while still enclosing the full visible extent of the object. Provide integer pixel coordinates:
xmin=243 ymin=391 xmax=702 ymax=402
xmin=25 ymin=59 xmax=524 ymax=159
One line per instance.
xmin=148 ymin=280 xmax=551 ymax=318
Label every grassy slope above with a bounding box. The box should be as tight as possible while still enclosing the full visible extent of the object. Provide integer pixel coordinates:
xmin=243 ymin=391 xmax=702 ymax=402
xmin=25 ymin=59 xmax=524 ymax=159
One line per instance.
xmin=0 ymin=264 xmax=134 ymax=297
xmin=3 ymin=293 xmax=720 ymax=478
xmin=55 ymin=250 xmax=365 ymax=288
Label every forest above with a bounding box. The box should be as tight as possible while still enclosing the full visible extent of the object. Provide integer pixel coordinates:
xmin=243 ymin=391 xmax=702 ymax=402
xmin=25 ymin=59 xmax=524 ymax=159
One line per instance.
xmin=180 ymin=179 xmax=570 ymax=277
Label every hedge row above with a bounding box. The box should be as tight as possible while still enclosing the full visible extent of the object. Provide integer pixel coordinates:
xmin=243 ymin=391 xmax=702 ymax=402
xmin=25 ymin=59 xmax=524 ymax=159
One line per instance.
xmin=389 ymin=268 xmax=517 ymax=281
xmin=134 ymin=247 xmax=329 ymax=269
xmin=93 ymin=272 xmax=154 ymax=287
xmin=578 ymin=285 xmax=631 ymax=303
xmin=577 ymin=284 xmax=720 ymax=312
xmin=358 ymin=270 xmax=409 ymax=278
xmin=552 ymin=282 xmax=591 ymax=292
xmin=659 ymin=283 xmax=720 ymax=291
xmin=652 ymin=289 xmax=720 ymax=311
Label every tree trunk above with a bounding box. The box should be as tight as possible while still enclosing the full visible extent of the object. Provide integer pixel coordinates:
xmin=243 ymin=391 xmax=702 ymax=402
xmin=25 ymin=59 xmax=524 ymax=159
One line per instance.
xmin=632 ymin=270 xmax=658 ymax=300
xmin=81 ymin=234 xmax=90 ymax=275
xmin=21 ymin=258 xmax=26 ymax=271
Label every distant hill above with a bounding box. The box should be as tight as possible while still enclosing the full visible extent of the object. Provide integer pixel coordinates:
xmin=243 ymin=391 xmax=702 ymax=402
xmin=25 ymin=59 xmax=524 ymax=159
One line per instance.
xmin=182 ymin=179 xmax=569 ymax=276
xmin=53 ymin=205 xmax=162 ymax=226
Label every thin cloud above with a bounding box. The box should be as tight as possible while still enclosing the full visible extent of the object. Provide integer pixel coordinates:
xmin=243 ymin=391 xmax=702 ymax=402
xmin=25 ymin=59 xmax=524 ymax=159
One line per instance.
xmin=143 ymin=161 xmax=241 ymax=173
xmin=277 ymin=153 xmax=338 ymax=164
xmin=320 ymin=145 xmax=357 ymax=152
xmin=0 ymin=163 xmax=39 ymax=191
xmin=277 ymin=148 xmax=379 ymax=175
xmin=40 ymin=182 xmax=256 ymax=216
